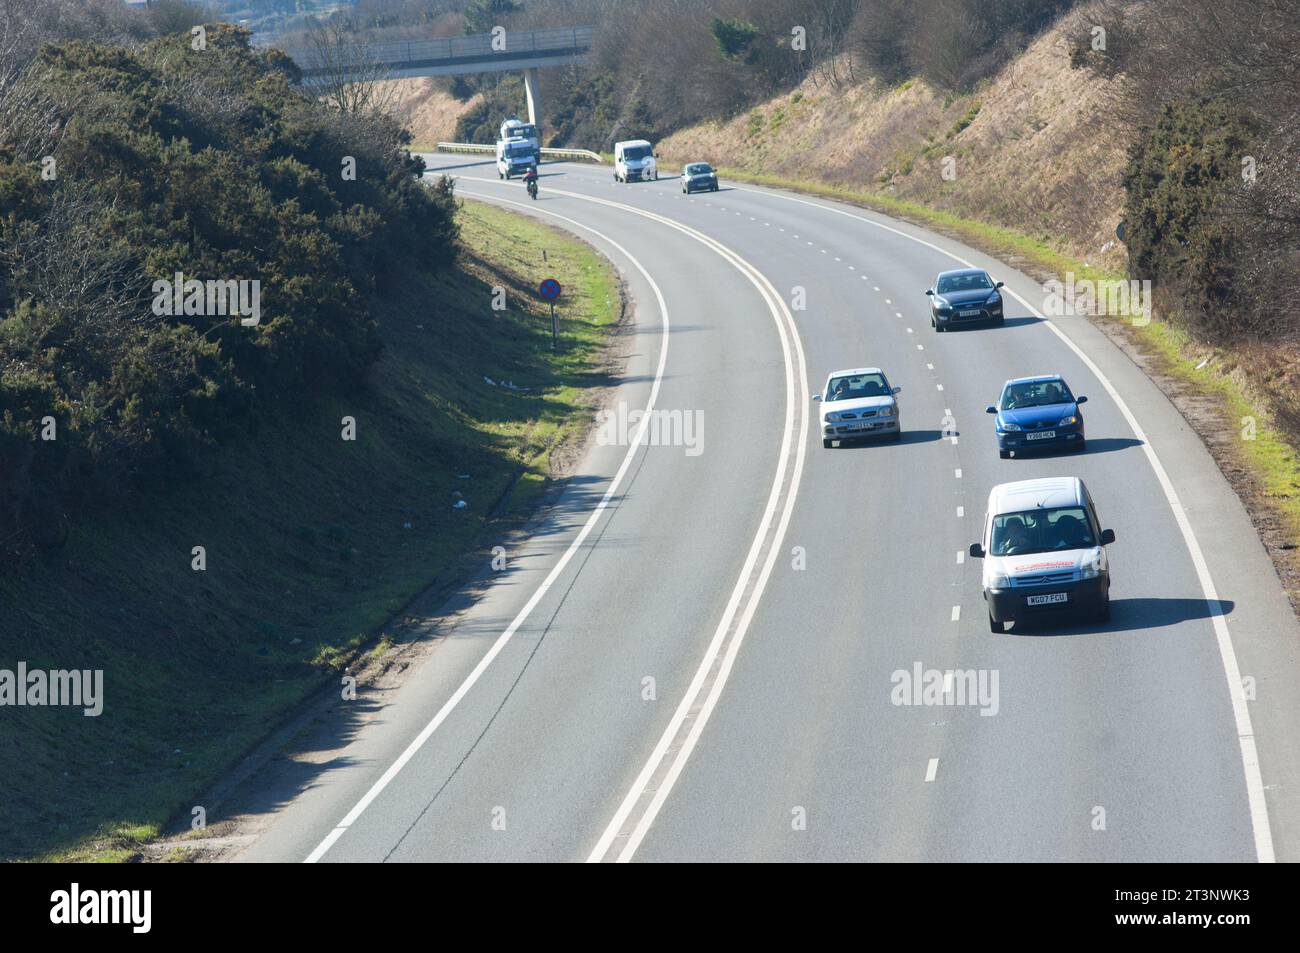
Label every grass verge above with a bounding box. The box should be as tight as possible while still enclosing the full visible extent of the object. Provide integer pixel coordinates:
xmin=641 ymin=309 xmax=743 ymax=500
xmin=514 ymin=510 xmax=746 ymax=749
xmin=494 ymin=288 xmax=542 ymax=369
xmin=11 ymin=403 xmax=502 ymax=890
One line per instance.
xmin=0 ymin=198 xmax=621 ymax=861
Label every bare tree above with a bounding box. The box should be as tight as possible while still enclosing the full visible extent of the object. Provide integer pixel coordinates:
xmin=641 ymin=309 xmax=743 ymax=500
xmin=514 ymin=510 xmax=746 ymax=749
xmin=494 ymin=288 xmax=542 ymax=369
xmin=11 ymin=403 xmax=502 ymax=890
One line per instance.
xmin=304 ymin=18 xmax=399 ymax=115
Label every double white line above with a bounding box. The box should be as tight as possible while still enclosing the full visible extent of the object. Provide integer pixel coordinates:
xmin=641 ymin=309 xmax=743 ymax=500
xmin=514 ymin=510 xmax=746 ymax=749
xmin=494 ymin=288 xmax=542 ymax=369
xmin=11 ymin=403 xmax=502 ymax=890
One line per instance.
xmin=306 ymin=180 xmax=808 ymax=863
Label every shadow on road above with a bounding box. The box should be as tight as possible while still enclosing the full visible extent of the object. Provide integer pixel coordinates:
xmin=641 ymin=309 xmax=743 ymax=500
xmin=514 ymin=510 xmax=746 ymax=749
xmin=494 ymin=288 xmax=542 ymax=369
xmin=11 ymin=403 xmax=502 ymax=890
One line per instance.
xmin=1009 ymin=597 xmax=1235 ymax=636
xmin=831 ymin=428 xmax=950 ymax=448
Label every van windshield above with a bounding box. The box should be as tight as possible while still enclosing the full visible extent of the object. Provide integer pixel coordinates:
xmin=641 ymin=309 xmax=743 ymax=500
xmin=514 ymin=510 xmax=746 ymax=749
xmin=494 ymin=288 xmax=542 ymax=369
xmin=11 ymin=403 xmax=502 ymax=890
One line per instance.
xmin=623 ymin=145 xmax=651 ymax=160
xmin=990 ymin=507 xmax=1095 ymax=556
xmin=506 ymin=142 xmax=533 ymax=157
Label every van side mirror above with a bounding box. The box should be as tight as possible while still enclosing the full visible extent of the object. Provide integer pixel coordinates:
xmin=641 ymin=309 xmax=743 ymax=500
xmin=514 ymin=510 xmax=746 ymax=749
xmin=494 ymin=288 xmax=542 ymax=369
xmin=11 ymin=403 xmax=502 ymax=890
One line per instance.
xmin=969 ymin=543 xmax=984 ymax=558
xmin=811 ymin=394 xmax=822 ymax=402
xmin=1076 ymin=395 xmax=1088 ymax=404
xmin=1100 ymin=528 xmax=1115 ymax=545
xmin=985 ymin=405 xmax=997 ymax=414
xmin=892 ymin=386 xmax=902 ymax=395
xmin=925 ymin=289 xmax=934 ymax=296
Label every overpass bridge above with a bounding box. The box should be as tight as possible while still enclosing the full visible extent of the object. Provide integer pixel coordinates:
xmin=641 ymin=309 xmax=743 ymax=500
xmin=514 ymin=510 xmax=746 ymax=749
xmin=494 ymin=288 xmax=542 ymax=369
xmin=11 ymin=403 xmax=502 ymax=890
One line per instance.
xmin=280 ymin=26 xmax=595 ymax=127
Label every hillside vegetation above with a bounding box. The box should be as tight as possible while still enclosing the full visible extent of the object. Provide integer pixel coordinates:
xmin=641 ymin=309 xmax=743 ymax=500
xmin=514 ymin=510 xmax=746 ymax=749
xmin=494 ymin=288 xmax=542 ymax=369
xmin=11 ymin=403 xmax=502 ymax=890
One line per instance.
xmin=0 ymin=9 xmax=620 ymax=860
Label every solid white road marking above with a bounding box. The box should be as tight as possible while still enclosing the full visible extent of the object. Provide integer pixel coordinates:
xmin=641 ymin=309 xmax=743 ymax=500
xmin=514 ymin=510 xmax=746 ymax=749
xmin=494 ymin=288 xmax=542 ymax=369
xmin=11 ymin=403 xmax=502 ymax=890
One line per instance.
xmin=304 ymin=193 xmax=675 ymax=864
xmin=734 ymin=181 xmax=1275 ymax=862
xmin=925 ymin=759 xmax=939 ymax=783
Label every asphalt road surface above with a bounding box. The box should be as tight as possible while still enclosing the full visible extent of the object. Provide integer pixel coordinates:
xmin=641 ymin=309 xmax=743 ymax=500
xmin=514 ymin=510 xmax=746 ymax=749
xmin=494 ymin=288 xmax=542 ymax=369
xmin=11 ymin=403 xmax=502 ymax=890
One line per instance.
xmin=233 ymin=155 xmax=1300 ymax=863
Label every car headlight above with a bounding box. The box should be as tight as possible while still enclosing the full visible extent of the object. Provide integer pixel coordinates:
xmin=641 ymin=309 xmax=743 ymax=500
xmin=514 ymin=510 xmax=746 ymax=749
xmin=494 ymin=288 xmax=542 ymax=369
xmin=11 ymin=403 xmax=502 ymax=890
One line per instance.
xmin=823 ymin=414 xmax=835 ymax=424
xmin=987 ymin=292 xmax=1001 ymax=305
xmin=934 ymin=296 xmax=949 ymax=309
xmin=878 ymin=406 xmax=894 ymax=418
xmin=1000 ymin=422 xmax=1022 ymax=432
xmin=1058 ymin=415 xmax=1078 ymax=426
xmin=1080 ymin=550 xmax=1104 ymax=579
xmin=989 ymin=573 xmax=1010 ymax=589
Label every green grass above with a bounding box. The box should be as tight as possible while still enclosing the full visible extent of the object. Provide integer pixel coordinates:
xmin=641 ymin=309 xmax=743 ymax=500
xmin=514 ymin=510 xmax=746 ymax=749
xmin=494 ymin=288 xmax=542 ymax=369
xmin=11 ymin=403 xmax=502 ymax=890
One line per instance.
xmin=0 ymin=199 xmax=619 ymax=861
xmin=715 ymin=165 xmax=1300 ymax=543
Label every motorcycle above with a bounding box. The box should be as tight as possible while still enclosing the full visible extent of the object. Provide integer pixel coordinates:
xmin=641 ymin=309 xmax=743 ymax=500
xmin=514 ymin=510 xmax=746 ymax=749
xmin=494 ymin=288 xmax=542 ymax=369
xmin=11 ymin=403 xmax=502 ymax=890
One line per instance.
xmin=525 ymin=174 xmax=538 ymax=200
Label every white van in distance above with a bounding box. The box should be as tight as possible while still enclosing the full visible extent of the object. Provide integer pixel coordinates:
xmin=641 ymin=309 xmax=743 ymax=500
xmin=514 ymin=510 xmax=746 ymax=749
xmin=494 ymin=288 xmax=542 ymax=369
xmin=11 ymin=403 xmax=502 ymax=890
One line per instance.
xmin=614 ymin=140 xmax=658 ymax=182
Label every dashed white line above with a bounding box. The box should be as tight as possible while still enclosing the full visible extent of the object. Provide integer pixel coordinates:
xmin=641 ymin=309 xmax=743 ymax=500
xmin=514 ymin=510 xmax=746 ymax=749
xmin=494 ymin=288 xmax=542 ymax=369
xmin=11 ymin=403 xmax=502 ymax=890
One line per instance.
xmin=925 ymin=758 xmax=939 ymax=783
xmin=955 ymin=468 xmax=962 ymax=479
xmin=957 ymin=506 xmax=965 ymax=518
xmin=951 ymin=605 xmax=961 ymax=622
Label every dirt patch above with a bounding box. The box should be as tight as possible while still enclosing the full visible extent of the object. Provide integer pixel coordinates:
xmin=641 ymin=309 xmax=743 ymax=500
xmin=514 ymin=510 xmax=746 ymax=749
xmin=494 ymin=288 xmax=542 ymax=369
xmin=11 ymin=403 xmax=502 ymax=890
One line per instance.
xmin=376 ymin=76 xmax=480 ymax=147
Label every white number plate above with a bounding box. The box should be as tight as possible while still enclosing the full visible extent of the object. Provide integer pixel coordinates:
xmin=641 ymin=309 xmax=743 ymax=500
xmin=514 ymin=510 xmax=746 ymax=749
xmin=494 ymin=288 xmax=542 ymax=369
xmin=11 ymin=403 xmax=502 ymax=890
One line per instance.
xmin=1025 ymin=430 xmax=1056 ymax=440
xmin=959 ymin=309 xmax=981 ymax=317
xmin=845 ymin=422 xmax=870 ymax=431
xmin=1026 ymin=592 xmax=1068 ymax=606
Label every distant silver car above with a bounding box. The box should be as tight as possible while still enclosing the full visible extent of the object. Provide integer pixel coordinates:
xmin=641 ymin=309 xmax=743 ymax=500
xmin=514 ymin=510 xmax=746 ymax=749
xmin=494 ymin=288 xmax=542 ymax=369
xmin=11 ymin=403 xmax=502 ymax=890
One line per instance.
xmin=681 ymin=162 xmax=719 ymax=193
xmin=815 ymin=367 xmax=902 ymax=448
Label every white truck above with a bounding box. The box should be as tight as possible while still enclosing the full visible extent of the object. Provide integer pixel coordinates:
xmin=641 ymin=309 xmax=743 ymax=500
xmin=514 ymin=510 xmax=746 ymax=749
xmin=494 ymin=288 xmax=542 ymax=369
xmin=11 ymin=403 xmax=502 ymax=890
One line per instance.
xmin=496 ymin=117 xmax=540 ymax=179
xmin=613 ymin=139 xmax=658 ymax=183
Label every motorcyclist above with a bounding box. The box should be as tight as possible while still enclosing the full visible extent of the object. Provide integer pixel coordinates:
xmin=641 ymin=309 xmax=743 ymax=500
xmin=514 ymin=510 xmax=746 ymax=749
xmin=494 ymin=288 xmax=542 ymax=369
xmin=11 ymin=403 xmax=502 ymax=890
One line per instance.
xmin=523 ymin=166 xmax=539 ymax=198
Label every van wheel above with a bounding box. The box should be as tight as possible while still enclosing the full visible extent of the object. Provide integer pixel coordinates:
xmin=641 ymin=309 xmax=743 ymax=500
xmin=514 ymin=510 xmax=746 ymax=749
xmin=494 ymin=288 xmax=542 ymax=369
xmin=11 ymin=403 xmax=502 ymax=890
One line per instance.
xmin=989 ymin=613 xmax=1005 ymax=633
xmin=999 ymin=449 xmax=1010 ymax=459
xmin=822 ymin=439 xmax=833 ymax=449
xmin=1095 ymin=594 xmax=1111 ymax=623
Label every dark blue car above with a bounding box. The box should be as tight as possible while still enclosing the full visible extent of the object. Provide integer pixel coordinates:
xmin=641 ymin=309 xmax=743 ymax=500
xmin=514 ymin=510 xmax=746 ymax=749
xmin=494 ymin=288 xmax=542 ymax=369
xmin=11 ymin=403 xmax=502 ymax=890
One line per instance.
xmin=986 ymin=375 xmax=1087 ymax=458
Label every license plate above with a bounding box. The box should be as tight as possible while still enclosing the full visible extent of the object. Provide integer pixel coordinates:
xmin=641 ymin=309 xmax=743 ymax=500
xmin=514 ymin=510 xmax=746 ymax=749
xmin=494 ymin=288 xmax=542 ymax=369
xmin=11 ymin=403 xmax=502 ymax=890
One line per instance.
xmin=959 ymin=309 xmax=981 ymax=317
xmin=1027 ymin=592 xmax=1068 ymax=606
xmin=845 ymin=422 xmax=870 ymax=431
xmin=1025 ymin=430 xmax=1056 ymax=440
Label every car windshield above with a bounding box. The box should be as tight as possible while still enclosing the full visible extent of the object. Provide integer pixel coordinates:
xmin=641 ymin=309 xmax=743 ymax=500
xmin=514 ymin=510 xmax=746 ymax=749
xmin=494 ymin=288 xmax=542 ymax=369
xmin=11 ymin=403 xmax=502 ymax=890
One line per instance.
xmin=685 ymin=163 xmax=713 ymax=175
xmin=825 ymin=373 xmax=890 ymax=401
xmin=507 ymin=124 xmax=537 ymax=139
xmin=990 ymin=506 xmax=1096 ymax=556
xmin=1000 ymin=379 xmax=1073 ymax=410
xmin=623 ymin=145 xmax=652 ymax=160
xmin=936 ymin=272 xmax=993 ymax=294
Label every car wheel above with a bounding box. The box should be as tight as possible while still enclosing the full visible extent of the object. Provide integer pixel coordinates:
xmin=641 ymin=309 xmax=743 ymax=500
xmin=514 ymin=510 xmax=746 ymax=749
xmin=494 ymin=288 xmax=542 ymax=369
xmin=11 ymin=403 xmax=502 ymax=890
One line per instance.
xmin=712 ymin=184 xmax=718 ymax=192
xmin=1095 ymin=593 xmax=1111 ymax=623
xmin=998 ymin=316 xmax=1006 ymax=325
xmin=822 ymin=438 xmax=834 ymax=449
xmin=1075 ymin=439 xmax=1087 ymax=453
xmin=999 ymin=449 xmax=1010 ymax=459
xmin=989 ymin=613 xmax=1005 ymax=634
xmin=891 ymin=430 xmax=902 ymax=442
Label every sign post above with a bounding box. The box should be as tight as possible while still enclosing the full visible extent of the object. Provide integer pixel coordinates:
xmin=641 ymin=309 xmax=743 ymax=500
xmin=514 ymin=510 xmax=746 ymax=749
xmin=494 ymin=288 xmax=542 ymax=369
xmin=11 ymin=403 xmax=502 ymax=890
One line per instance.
xmin=539 ymin=277 xmax=562 ymax=350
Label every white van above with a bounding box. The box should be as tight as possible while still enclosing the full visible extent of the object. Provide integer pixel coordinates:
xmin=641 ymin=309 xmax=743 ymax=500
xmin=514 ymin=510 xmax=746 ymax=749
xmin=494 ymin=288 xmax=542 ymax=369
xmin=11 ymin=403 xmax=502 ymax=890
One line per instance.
xmin=496 ymin=138 xmax=537 ymax=179
xmin=614 ymin=140 xmax=658 ymax=183
xmin=968 ymin=477 xmax=1115 ymax=632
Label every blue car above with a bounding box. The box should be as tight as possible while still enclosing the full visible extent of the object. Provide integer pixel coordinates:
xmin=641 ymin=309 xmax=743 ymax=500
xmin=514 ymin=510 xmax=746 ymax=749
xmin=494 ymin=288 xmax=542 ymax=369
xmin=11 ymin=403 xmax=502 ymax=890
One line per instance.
xmin=986 ymin=375 xmax=1087 ymax=458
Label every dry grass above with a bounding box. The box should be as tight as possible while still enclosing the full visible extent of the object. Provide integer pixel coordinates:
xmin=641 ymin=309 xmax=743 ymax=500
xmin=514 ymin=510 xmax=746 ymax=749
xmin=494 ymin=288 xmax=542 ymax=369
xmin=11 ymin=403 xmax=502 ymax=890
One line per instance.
xmin=660 ymin=7 xmax=1132 ymax=272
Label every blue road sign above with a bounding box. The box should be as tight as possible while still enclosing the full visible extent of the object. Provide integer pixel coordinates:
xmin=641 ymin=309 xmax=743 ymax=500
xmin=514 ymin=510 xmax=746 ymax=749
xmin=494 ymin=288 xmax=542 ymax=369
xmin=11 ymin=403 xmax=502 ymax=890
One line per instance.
xmin=539 ymin=278 xmax=562 ymax=301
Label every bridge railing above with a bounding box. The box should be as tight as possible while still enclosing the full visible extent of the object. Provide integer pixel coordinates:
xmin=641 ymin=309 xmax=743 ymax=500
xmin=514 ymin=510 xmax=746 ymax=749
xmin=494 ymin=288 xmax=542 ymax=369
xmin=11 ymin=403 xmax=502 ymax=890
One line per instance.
xmin=433 ymin=142 xmax=604 ymax=163
xmin=281 ymin=26 xmax=595 ymax=73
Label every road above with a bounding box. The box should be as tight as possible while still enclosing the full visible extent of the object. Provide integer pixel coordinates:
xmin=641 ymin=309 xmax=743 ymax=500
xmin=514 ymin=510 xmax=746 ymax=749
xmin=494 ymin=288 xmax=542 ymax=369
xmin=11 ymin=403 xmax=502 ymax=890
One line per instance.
xmin=233 ymin=154 xmax=1300 ymax=863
